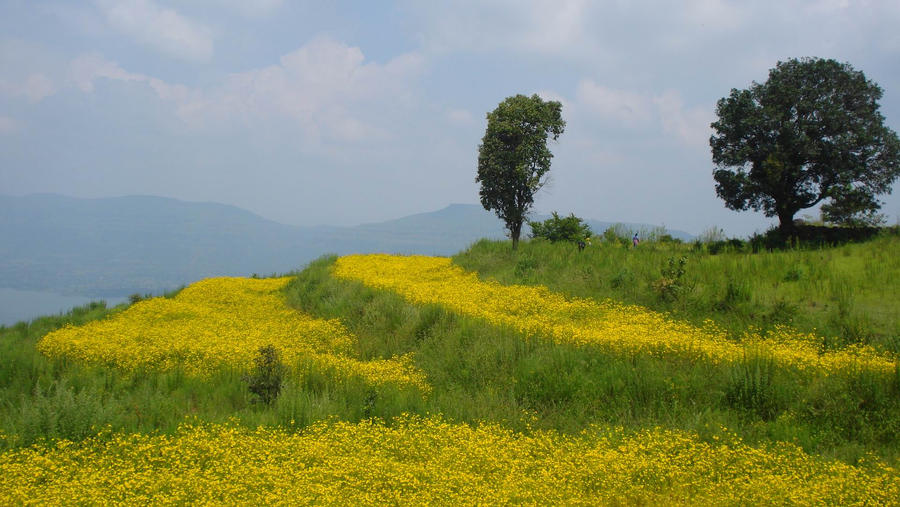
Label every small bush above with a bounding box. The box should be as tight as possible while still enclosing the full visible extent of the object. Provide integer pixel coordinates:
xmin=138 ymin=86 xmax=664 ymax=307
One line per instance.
xmin=602 ymin=226 xmax=630 ymax=246
xmin=725 ymin=353 xmax=782 ymax=421
xmin=514 ymin=255 xmax=538 ymax=278
xmin=656 ymin=233 xmax=682 ymax=244
xmin=528 ymin=212 xmax=592 ymax=243
xmin=765 ymin=299 xmax=799 ymax=325
xmin=244 ymin=345 xmax=285 ymax=405
xmin=783 ymin=266 xmax=804 ymax=281
xmin=128 ymin=293 xmax=154 ymax=305
xmin=707 ymin=238 xmax=747 ymax=255
xmin=717 ymin=278 xmax=752 ymax=310
xmin=609 ymin=268 xmax=634 ymax=289
xmin=653 ymin=256 xmax=688 ymax=302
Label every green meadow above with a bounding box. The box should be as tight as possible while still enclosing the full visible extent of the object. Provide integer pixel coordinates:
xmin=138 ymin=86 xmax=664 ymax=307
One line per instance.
xmin=1 ymin=232 xmax=898 ymax=471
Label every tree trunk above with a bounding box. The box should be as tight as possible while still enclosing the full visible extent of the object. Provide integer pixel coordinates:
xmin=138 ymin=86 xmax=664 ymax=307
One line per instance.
xmin=777 ymin=208 xmax=797 ymax=244
xmin=510 ymin=221 xmax=522 ymax=250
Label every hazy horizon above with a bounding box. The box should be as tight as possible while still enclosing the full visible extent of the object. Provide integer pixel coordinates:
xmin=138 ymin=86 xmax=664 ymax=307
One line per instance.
xmin=1 ymin=191 xmax=704 ymax=235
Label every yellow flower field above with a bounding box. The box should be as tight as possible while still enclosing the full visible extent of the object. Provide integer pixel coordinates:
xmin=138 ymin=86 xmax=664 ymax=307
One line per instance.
xmin=333 ymin=254 xmax=896 ymax=375
xmin=37 ymin=277 xmax=428 ymax=391
xmin=1 ymin=416 xmax=896 ymax=505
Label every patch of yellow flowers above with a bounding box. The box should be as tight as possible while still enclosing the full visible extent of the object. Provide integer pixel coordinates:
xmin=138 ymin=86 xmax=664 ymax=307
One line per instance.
xmin=1 ymin=416 xmax=896 ymax=504
xmin=333 ymin=255 xmax=896 ymax=375
xmin=38 ymin=277 xmax=428 ymax=391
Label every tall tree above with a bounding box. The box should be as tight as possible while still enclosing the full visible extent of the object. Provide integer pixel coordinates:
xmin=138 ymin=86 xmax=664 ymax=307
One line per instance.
xmin=477 ymin=94 xmax=565 ymax=249
xmin=710 ymin=57 xmax=900 ymax=236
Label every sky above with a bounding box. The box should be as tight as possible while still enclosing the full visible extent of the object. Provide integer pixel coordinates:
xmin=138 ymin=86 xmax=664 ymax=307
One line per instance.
xmin=2 ymin=0 xmax=900 ymax=237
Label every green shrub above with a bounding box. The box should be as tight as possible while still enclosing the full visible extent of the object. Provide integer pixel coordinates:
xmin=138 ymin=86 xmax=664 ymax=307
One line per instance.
xmin=514 ymin=255 xmax=538 ymax=279
xmin=725 ymin=353 xmax=782 ymax=421
xmin=707 ymin=238 xmax=747 ymax=255
xmin=783 ymin=266 xmax=804 ymax=281
xmin=528 ymin=212 xmax=592 ymax=243
xmin=610 ymin=268 xmax=634 ymax=289
xmin=717 ymin=278 xmax=752 ymax=310
xmin=653 ymin=256 xmax=689 ymax=302
xmin=602 ymin=224 xmax=636 ymax=246
xmin=765 ymin=298 xmax=799 ymax=325
xmin=244 ymin=345 xmax=285 ymax=405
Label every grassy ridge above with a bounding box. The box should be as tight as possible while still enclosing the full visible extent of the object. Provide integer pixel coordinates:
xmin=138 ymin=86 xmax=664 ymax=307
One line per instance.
xmin=454 ymin=234 xmax=900 ymax=354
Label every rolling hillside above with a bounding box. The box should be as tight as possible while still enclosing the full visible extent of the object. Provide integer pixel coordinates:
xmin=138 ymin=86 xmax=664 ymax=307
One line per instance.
xmin=1 ymin=238 xmax=898 ymax=503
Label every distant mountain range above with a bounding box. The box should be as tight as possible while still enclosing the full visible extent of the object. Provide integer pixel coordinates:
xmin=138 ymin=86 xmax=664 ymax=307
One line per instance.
xmin=0 ymin=194 xmax=693 ymax=297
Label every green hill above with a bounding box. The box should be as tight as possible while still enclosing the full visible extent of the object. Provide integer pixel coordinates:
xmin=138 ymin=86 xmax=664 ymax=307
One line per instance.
xmin=1 ymin=234 xmax=898 ymax=502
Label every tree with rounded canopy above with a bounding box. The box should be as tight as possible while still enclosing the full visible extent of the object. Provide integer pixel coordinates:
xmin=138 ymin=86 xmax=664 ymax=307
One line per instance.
xmin=710 ymin=57 xmax=900 ymax=236
xmin=477 ymin=94 xmax=565 ymax=249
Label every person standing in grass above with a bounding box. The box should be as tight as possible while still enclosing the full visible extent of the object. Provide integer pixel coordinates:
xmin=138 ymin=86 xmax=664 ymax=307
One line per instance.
xmin=632 ymin=233 xmax=640 ymax=248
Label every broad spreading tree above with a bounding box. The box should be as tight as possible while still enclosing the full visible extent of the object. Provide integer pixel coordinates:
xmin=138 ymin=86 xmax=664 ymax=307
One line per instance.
xmin=710 ymin=57 xmax=900 ymax=236
xmin=477 ymin=94 xmax=565 ymax=249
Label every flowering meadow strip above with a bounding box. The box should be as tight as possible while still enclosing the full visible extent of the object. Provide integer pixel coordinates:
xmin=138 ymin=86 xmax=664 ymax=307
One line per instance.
xmin=333 ymin=255 xmax=896 ymax=375
xmin=37 ymin=277 xmax=428 ymax=391
xmin=1 ymin=416 xmax=897 ymax=505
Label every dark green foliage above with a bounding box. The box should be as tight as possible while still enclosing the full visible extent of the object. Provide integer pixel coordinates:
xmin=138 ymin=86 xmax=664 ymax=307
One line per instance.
xmin=476 ymin=94 xmax=565 ymax=249
xmin=610 ymin=268 xmax=634 ymax=289
xmin=653 ymin=256 xmax=689 ymax=302
xmin=602 ymin=225 xmax=637 ymax=247
xmin=514 ymin=255 xmax=537 ymax=279
xmin=528 ymin=212 xmax=593 ymax=243
xmin=711 ymin=57 xmax=900 ymax=237
xmin=765 ymin=299 xmax=799 ymax=326
xmin=244 ymin=345 xmax=285 ymax=405
xmin=783 ymin=266 xmax=804 ymax=281
xmin=725 ymin=353 xmax=783 ymax=421
xmin=128 ymin=292 xmax=155 ymax=304
xmin=706 ymin=238 xmax=747 ymax=255
xmin=717 ymin=278 xmax=752 ymax=311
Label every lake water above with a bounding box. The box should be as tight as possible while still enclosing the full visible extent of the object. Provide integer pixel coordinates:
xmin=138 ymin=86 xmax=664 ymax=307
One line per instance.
xmin=0 ymin=287 xmax=129 ymax=327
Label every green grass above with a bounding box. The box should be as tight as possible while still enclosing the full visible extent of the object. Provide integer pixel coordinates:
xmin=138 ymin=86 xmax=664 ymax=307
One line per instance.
xmin=454 ymin=234 xmax=900 ymax=354
xmin=284 ymin=256 xmax=900 ymax=465
xmin=1 ymin=238 xmax=899 ymax=468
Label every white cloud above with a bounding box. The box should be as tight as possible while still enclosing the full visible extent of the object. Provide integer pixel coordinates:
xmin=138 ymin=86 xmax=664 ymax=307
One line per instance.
xmin=68 ymin=53 xmax=191 ymax=102
xmin=447 ymin=108 xmax=475 ymax=126
xmin=0 ymin=73 xmax=56 ymax=103
xmin=653 ymin=90 xmax=714 ymax=149
xmin=215 ymin=0 xmax=284 ymax=17
xmin=95 ymin=0 xmax=213 ymax=61
xmin=683 ymin=0 xmax=744 ymax=31
xmin=570 ymin=82 xmax=713 ymax=149
xmin=412 ymin=0 xmax=596 ymax=57
xmin=177 ymin=37 xmax=424 ymax=143
xmin=62 ymin=37 xmax=424 ymax=147
xmin=69 ymin=54 xmax=143 ymax=92
xmin=576 ymin=80 xmax=653 ymax=127
xmin=409 ymin=0 xmax=900 ymax=76
xmin=0 ymin=116 xmax=17 ymax=134
xmin=23 ymin=74 xmax=55 ymax=103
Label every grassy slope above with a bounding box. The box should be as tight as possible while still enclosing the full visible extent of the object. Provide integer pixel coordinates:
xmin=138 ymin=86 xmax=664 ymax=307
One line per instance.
xmin=284 ymin=255 xmax=900 ymax=465
xmin=0 ymin=298 xmax=426 ymax=450
xmin=1 ymin=238 xmax=898 ymax=467
xmin=454 ymin=235 xmax=900 ymax=354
